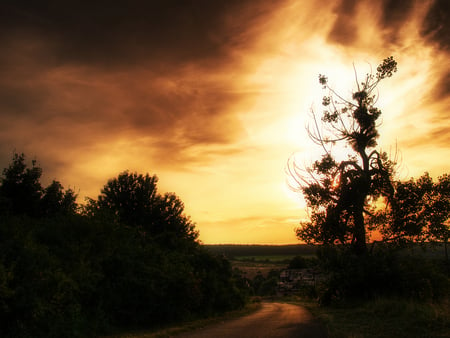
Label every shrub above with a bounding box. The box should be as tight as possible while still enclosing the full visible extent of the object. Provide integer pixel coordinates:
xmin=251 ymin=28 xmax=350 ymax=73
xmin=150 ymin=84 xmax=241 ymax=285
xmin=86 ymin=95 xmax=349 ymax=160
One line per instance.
xmin=316 ymin=246 xmax=449 ymax=305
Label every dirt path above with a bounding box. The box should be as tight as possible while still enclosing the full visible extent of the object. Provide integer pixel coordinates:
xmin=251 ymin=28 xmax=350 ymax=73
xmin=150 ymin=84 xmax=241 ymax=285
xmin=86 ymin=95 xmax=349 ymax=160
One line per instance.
xmin=177 ymin=302 xmax=328 ymax=338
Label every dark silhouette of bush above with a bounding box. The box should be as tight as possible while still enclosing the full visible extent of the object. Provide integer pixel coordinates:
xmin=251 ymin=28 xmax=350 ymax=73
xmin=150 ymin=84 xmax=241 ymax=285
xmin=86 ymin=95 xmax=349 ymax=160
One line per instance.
xmin=250 ymin=269 xmax=280 ymax=296
xmin=287 ymin=255 xmax=318 ymax=269
xmin=0 ymin=153 xmax=43 ymax=217
xmin=0 ymin=153 xmax=77 ymax=218
xmin=316 ymin=245 xmax=449 ymax=305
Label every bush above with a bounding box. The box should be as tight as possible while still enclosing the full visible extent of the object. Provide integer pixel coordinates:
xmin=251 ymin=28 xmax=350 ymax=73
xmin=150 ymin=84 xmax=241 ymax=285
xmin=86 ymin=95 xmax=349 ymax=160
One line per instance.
xmin=316 ymin=246 xmax=449 ymax=305
xmin=288 ymin=255 xmax=318 ymax=269
xmin=0 ymin=214 xmax=250 ymax=337
xmin=251 ymin=269 xmax=279 ymax=296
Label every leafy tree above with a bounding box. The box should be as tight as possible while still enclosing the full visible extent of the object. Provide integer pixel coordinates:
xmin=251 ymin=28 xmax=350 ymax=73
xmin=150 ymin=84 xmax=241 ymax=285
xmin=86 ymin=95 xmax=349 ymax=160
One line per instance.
xmin=376 ymin=173 xmax=450 ymax=259
xmin=0 ymin=153 xmax=77 ymax=218
xmin=0 ymin=153 xmax=43 ymax=216
xmin=92 ymin=171 xmax=198 ymax=243
xmin=288 ymin=57 xmax=398 ymax=255
xmin=96 ymin=171 xmax=158 ymax=226
xmin=40 ymin=180 xmax=78 ymax=216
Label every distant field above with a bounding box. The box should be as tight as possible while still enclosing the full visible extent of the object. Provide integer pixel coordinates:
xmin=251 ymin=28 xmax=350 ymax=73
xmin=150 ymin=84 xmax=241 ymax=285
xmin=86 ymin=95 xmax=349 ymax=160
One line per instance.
xmin=233 ymin=255 xmax=294 ymax=263
xmin=203 ymin=244 xmax=318 ymax=279
xmin=231 ymin=260 xmax=288 ymax=279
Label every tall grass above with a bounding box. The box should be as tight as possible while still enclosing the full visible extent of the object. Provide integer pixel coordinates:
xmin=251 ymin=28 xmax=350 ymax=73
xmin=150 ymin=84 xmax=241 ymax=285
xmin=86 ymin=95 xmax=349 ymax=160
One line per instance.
xmin=305 ymin=297 xmax=450 ymax=338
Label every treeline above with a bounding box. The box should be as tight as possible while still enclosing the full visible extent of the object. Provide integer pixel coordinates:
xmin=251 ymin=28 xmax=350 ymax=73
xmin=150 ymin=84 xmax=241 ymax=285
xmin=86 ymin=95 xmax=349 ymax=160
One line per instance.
xmin=204 ymin=244 xmax=317 ymax=258
xmin=0 ymin=153 xmax=249 ymax=337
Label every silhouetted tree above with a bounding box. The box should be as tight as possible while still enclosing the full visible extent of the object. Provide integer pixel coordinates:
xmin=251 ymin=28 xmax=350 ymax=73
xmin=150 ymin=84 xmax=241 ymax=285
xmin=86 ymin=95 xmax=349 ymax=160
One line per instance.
xmin=0 ymin=153 xmax=77 ymax=218
xmin=96 ymin=171 xmax=159 ymax=226
xmin=40 ymin=180 xmax=77 ymax=216
xmin=288 ymin=57 xmax=398 ymax=255
xmin=92 ymin=171 xmax=198 ymax=243
xmin=0 ymin=153 xmax=43 ymax=216
xmin=376 ymin=173 xmax=450 ymax=259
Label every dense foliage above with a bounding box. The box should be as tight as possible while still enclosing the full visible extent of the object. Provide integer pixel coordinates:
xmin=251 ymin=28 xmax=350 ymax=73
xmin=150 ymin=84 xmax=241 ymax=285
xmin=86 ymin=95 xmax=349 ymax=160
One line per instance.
xmin=316 ymin=244 xmax=449 ymax=305
xmin=0 ymin=153 xmax=248 ymax=337
xmin=376 ymin=173 xmax=450 ymax=247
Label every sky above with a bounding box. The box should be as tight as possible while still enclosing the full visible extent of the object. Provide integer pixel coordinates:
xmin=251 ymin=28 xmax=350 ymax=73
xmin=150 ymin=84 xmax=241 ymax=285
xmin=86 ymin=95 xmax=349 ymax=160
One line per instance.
xmin=0 ymin=0 xmax=449 ymax=244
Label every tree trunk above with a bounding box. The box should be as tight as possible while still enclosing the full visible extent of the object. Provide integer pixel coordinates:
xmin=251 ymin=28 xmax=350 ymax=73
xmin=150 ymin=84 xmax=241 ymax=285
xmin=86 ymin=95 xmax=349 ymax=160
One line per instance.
xmin=445 ymin=239 xmax=449 ymax=273
xmin=352 ymin=163 xmax=369 ymax=256
xmin=353 ymin=203 xmax=367 ymax=255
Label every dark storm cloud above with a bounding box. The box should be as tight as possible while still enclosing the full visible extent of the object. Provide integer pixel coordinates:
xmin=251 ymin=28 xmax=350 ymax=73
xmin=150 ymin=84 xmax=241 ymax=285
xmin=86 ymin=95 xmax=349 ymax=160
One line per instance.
xmin=377 ymin=0 xmax=450 ymax=50
xmin=379 ymin=0 xmax=415 ymax=39
xmin=327 ymin=0 xmax=415 ymax=46
xmin=421 ymin=0 xmax=450 ymax=50
xmin=327 ymin=0 xmax=449 ymax=50
xmin=0 ymin=0 xmax=260 ymax=68
xmin=434 ymin=70 xmax=450 ymax=100
xmin=327 ymin=0 xmax=358 ymax=45
xmin=0 ymin=60 xmax=247 ymax=163
xmin=0 ymin=0 xmax=277 ymax=173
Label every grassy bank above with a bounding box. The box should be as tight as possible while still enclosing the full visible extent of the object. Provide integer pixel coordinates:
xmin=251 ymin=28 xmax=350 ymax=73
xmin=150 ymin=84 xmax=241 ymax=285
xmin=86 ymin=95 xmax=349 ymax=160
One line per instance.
xmin=301 ymin=297 xmax=450 ymax=338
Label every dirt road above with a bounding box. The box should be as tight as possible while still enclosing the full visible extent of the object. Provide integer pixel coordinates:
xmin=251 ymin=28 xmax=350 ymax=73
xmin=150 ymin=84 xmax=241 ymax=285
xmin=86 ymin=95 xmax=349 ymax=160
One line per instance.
xmin=177 ymin=302 xmax=328 ymax=338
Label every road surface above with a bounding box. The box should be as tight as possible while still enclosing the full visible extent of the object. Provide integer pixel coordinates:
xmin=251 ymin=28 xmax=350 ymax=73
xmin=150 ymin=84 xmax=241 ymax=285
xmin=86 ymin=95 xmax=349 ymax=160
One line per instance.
xmin=177 ymin=302 xmax=328 ymax=337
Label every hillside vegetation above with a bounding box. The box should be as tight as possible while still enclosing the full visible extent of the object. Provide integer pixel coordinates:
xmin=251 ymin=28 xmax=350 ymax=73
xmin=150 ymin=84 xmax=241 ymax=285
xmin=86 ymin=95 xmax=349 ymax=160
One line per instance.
xmin=0 ymin=154 xmax=249 ymax=337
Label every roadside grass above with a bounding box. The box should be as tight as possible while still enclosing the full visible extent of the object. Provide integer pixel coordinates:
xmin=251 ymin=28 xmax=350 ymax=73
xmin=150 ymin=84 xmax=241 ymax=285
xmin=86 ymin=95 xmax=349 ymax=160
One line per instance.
xmin=300 ymin=297 xmax=450 ymax=338
xmin=104 ymin=300 xmax=262 ymax=338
